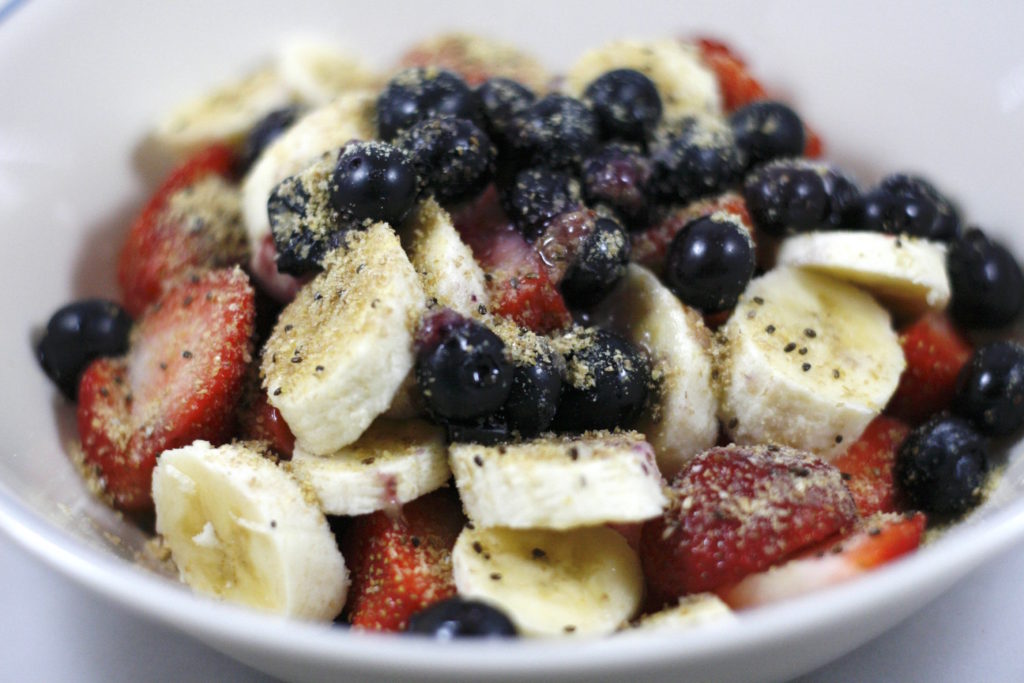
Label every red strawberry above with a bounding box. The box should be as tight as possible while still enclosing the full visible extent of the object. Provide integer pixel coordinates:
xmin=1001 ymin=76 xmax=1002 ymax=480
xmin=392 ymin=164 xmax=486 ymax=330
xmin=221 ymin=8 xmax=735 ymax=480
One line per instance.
xmin=77 ymin=267 xmax=255 ymax=514
xmin=887 ymin=312 xmax=973 ymax=424
xmin=117 ymin=144 xmax=248 ymax=316
xmin=719 ymin=512 xmax=926 ymax=609
xmin=339 ymin=489 xmax=466 ymax=632
xmin=236 ymin=370 xmax=296 ymax=459
xmin=832 ymin=415 xmax=911 ymax=516
xmin=640 ymin=444 xmax=858 ymax=605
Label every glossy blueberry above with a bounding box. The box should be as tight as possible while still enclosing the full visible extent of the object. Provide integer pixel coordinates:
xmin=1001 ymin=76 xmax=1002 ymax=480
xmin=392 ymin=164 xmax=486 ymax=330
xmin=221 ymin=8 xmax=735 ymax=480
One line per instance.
xmin=728 ymin=101 xmax=805 ymax=168
xmin=236 ymin=105 xmax=304 ymax=174
xmin=406 ymin=597 xmax=517 ymax=639
xmin=583 ymin=68 xmax=663 ymax=142
xmin=650 ymin=116 xmax=745 ymax=203
xmin=506 ymin=94 xmax=599 ymax=171
xmin=946 ymin=227 xmax=1024 ymax=328
xmin=445 ymin=414 xmax=512 ymax=446
xmin=580 ymin=143 xmax=653 ymax=228
xmin=860 ymin=174 xmax=961 ymax=241
xmin=665 ymin=214 xmax=755 ymax=313
xmin=896 ymin=415 xmax=989 ymax=515
xmin=743 ymin=159 xmax=863 ymax=236
xmin=953 ymin=342 xmax=1024 ymax=436
xmin=415 ymin=310 xmax=513 ymax=421
xmin=560 ymin=216 xmax=631 ymax=307
xmin=501 ymin=167 xmax=581 ymax=240
xmin=553 ymin=328 xmax=651 ymax=432
xmin=329 ymin=141 xmax=420 ymax=229
xmin=476 ymin=77 xmax=536 ymax=147
xmin=396 ymin=116 xmax=496 ymax=204
xmin=376 ymin=68 xmax=482 ymax=141
xmin=267 ymin=165 xmax=328 ymax=275
xmin=504 ymin=350 xmax=563 ymax=437
xmin=36 ymin=299 xmax=132 ymax=400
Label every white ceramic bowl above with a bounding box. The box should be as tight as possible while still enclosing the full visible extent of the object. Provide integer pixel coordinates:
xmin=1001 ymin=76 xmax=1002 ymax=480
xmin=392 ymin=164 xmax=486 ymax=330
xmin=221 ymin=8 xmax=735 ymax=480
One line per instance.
xmin=3 ymin=2 xmax=1024 ymax=682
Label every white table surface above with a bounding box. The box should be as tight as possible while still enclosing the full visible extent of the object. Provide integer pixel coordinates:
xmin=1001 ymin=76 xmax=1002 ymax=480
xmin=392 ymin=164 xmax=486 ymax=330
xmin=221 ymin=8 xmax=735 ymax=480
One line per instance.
xmin=2 ymin=533 xmax=1022 ymax=683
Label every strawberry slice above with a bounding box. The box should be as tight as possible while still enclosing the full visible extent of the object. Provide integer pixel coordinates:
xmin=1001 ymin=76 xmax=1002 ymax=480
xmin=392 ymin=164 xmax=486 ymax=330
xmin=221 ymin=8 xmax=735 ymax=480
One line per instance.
xmin=719 ymin=512 xmax=926 ymax=609
xmin=886 ymin=312 xmax=973 ymax=424
xmin=832 ymin=415 xmax=911 ymax=516
xmin=77 ymin=268 xmax=255 ymax=514
xmin=236 ymin=369 xmax=296 ymax=459
xmin=117 ymin=144 xmax=248 ymax=316
xmin=640 ymin=444 xmax=858 ymax=605
xmin=339 ymin=489 xmax=466 ymax=632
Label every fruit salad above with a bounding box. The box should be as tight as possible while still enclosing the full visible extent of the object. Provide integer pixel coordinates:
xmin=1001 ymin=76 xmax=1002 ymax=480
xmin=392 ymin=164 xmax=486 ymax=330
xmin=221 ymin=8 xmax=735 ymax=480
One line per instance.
xmin=34 ymin=32 xmax=1024 ymax=638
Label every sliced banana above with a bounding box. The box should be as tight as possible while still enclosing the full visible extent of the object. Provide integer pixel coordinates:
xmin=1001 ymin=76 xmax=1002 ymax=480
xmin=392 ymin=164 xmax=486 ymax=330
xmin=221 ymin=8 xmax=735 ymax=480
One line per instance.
xmin=278 ymin=38 xmax=381 ymax=106
xmin=449 ymin=431 xmax=666 ymax=529
xmin=154 ymin=64 xmax=295 ymax=153
xmin=287 ymin=419 xmax=449 ymax=516
xmin=629 ymin=594 xmax=735 ymax=632
xmin=452 ymin=525 xmax=644 ymax=637
xmin=565 ymin=39 xmax=722 ymax=122
xmin=714 ymin=267 xmax=904 ymax=459
xmin=241 ymin=90 xmax=376 ymax=253
xmin=776 ymin=230 xmax=951 ymax=315
xmin=151 ymin=440 xmax=347 ymax=620
xmin=590 ymin=264 xmax=718 ymax=478
xmin=262 ymin=223 xmax=426 ymax=455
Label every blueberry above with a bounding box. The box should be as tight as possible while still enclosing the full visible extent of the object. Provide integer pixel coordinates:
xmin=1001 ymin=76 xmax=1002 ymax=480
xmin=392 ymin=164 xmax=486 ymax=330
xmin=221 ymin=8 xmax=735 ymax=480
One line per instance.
xmin=267 ymin=154 xmax=337 ymax=275
xmin=665 ymin=213 xmax=755 ymax=313
xmin=36 ymin=299 xmax=132 ymax=400
xmin=415 ymin=310 xmax=513 ymax=421
xmin=580 ymin=143 xmax=654 ymax=228
xmin=504 ymin=342 xmax=563 ymax=438
xmin=896 ymin=415 xmax=989 ymax=515
xmin=501 ymin=167 xmax=581 ymax=240
xmin=236 ymin=105 xmax=304 ymax=175
xmin=476 ymin=77 xmax=536 ymax=147
xmin=445 ymin=413 xmax=512 ymax=446
xmin=540 ymin=213 xmax=631 ymax=308
xmin=743 ymin=159 xmax=863 ymax=236
xmin=728 ymin=101 xmax=805 ymax=168
xmin=861 ymin=174 xmax=961 ymax=241
xmin=553 ymin=328 xmax=651 ymax=432
xmin=506 ymin=94 xmax=599 ymax=171
xmin=650 ymin=116 xmax=745 ymax=203
xmin=583 ymin=68 xmax=663 ymax=143
xmin=329 ymin=141 xmax=420 ymax=229
xmin=396 ymin=116 xmax=496 ymax=205
xmin=953 ymin=342 xmax=1024 ymax=436
xmin=946 ymin=227 xmax=1024 ymax=328
xmin=406 ymin=597 xmax=517 ymax=639
xmin=376 ymin=68 xmax=482 ymax=141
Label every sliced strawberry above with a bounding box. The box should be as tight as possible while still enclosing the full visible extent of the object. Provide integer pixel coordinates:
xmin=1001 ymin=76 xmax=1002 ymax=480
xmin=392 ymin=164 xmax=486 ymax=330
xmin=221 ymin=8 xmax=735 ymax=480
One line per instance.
xmin=77 ymin=268 xmax=255 ymax=514
xmin=832 ymin=415 xmax=911 ymax=516
xmin=339 ymin=489 xmax=466 ymax=632
xmin=719 ymin=512 xmax=926 ymax=609
xmin=117 ymin=143 xmax=247 ymax=316
xmin=236 ymin=370 xmax=295 ymax=459
xmin=886 ymin=312 xmax=973 ymax=424
xmin=640 ymin=444 xmax=858 ymax=605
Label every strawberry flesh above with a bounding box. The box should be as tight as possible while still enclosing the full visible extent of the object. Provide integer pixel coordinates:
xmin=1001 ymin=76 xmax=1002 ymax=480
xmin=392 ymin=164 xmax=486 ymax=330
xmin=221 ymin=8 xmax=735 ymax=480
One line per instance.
xmin=832 ymin=415 xmax=911 ymax=516
xmin=887 ymin=312 xmax=973 ymax=424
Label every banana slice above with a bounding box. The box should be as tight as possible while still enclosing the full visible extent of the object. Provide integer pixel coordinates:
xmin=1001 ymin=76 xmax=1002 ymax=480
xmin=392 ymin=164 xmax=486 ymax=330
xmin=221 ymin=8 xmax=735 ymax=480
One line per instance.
xmin=151 ymin=440 xmax=347 ymax=620
xmin=262 ymin=223 xmax=426 ymax=455
xmin=775 ymin=230 xmax=951 ymax=315
xmin=154 ymin=64 xmax=295 ymax=153
xmin=628 ymin=594 xmax=735 ymax=632
xmin=590 ymin=264 xmax=718 ymax=478
xmin=278 ymin=38 xmax=381 ymax=106
xmin=241 ymin=90 xmax=376 ymax=253
xmin=449 ymin=431 xmax=666 ymax=529
xmin=452 ymin=525 xmax=644 ymax=637
xmin=565 ymin=39 xmax=721 ymax=122
xmin=714 ymin=267 xmax=904 ymax=459
xmin=287 ymin=419 xmax=449 ymax=516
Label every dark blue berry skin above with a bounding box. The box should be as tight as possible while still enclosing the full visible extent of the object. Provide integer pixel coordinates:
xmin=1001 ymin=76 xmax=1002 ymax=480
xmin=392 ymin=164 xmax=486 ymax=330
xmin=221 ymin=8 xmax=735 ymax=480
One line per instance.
xmin=665 ymin=214 xmax=755 ymax=313
xmin=415 ymin=312 xmax=513 ymax=422
xmin=743 ymin=159 xmax=863 ymax=236
xmin=376 ymin=68 xmax=483 ymax=141
xmin=236 ymin=105 xmax=304 ymax=175
xmin=504 ymin=350 xmax=562 ymax=437
xmin=507 ymin=94 xmax=599 ymax=171
xmin=501 ymin=167 xmax=582 ymax=240
xmin=406 ymin=597 xmax=517 ymax=639
xmin=36 ymin=299 xmax=132 ymax=400
xmin=728 ymin=101 xmax=805 ymax=169
xmin=396 ymin=116 xmax=497 ymax=205
xmin=861 ymin=174 xmax=961 ymax=241
xmin=896 ymin=415 xmax=989 ymax=515
xmin=445 ymin=414 xmax=512 ymax=446
xmin=268 ymin=168 xmax=328 ymax=275
xmin=953 ymin=342 xmax=1024 ymax=437
xmin=946 ymin=228 xmax=1024 ymax=328
xmin=560 ymin=217 xmax=632 ymax=308
xmin=553 ymin=328 xmax=651 ymax=432
xmin=580 ymin=143 xmax=653 ymax=229
xmin=329 ymin=141 xmax=420 ymax=229
xmin=477 ymin=77 xmax=536 ymax=148
xmin=583 ymin=69 xmax=663 ymax=143
xmin=650 ymin=116 xmax=745 ymax=203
